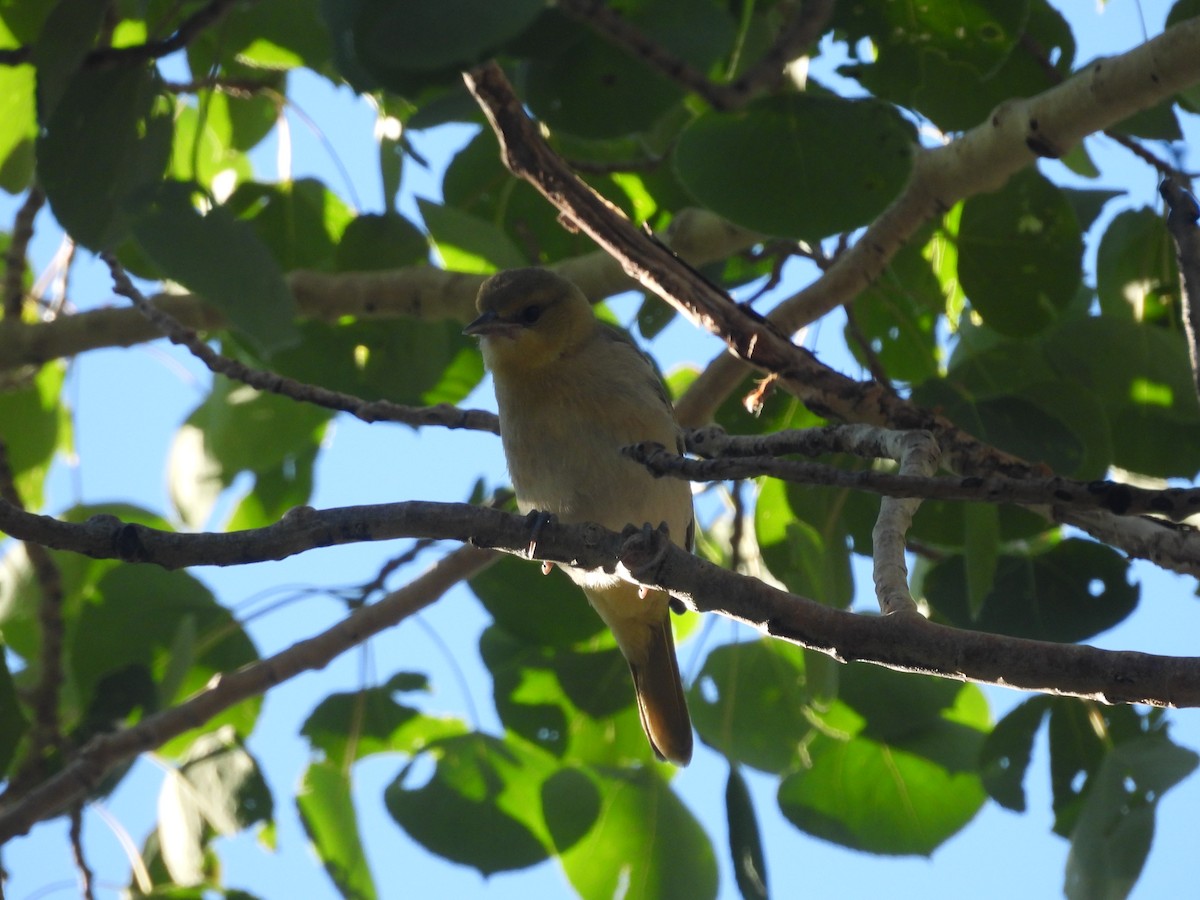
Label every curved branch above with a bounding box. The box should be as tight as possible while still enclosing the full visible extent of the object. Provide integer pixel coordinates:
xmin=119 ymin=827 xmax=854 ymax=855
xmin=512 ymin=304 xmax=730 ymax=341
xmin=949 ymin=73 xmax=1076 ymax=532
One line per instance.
xmin=104 ymin=255 xmax=499 ymax=435
xmin=463 ymin=57 xmax=1200 ymax=577
xmin=676 ymin=14 xmax=1200 ymax=424
xmin=0 ymin=543 xmax=497 ymax=842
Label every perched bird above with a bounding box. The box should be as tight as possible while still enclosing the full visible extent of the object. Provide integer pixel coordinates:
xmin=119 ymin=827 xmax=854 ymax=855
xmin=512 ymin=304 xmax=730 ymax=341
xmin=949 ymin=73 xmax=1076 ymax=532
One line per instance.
xmin=464 ymin=267 xmax=694 ymax=765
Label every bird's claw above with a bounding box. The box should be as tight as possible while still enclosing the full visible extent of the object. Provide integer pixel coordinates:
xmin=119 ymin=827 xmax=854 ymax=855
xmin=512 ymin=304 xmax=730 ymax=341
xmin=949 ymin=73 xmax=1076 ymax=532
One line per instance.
xmin=523 ymin=509 xmax=555 ymax=559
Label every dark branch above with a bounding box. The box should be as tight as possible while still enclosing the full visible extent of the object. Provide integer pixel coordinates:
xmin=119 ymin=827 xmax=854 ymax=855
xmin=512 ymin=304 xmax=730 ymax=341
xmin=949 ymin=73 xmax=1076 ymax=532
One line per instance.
xmin=0 ymin=543 xmax=497 ymax=842
xmin=103 ymin=255 xmax=499 ymax=435
xmin=1162 ymin=177 xmax=1200 ymax=403
xmin=3 ymin=186 xmax=44 ymax=320
xmin=622 ymin=426 xmax=1200 ymax=522
xmin=558 ymin=0 xmax=834 ymax=111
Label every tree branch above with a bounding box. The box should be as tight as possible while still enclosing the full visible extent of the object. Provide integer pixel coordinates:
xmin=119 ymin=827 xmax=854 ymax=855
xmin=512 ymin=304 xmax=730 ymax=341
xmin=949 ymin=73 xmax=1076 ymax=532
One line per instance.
xmin=0 ymin=543 xmax=497 ymax=842
xmin=0 ymin=439 xmax=65 ymax=776
xmin=675 ymin=14 xmax=1200 ymax=426
xmin=3 ymin=496 xmax=1199 ymax=709
xmin=558 ymin=0 xmax=834 ymax=111
xmin=3 ymin=186 xmax=44 ymax=320
xmin=624 ymin=425 xmax=1200 ymax=523
xmin=0 ymin=210 xmax=757 ymax=375
xmin=103 ymin=255 xmax=500 ymax=435
xmin=0 ymin=0 xmax=244 ymax=70
xmin=461 ymin=58 xmax=1200 ymax=577
xmin=1162 ymin=177 xmax=1200 ymax=403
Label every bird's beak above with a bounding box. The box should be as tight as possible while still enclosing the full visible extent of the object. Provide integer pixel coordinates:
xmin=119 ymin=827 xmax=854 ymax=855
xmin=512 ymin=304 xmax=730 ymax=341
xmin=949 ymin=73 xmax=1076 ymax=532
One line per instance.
xmin=463 ymin=310 xmax=518 ymax=338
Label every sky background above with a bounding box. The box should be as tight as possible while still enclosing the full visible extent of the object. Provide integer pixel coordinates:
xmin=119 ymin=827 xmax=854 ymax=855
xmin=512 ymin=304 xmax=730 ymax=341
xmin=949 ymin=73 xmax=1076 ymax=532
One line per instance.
xmin=4 ymin=2 xmax=1200 ymax=898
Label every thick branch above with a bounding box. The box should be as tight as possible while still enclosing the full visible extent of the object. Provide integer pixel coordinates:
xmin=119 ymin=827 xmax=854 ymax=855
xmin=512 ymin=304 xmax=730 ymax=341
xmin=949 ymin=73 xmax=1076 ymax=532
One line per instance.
xmin=462 ymin=59 xmax=1200 ymax=577
xmin=676 ymin=14 xmax=1200 ymax=425
xmin=0 ymin=543 xmax=496 ymax=842
xmin=624 ymin=426 xmax=1200 ymax=522
xmin=2 ymin=497 xmax=1198 ymax=714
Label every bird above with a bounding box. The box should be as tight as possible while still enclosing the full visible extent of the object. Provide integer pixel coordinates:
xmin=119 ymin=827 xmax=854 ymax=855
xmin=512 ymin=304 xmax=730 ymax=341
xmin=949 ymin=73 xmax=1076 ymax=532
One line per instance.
xmin=464 ymin=267 xmax=694 ymax=765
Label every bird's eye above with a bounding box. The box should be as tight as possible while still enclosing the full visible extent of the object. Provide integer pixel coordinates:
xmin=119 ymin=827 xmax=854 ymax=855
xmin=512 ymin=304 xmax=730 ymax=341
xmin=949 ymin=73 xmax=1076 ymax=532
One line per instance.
xmin=518 ymin=305 xmax=542 ymax=325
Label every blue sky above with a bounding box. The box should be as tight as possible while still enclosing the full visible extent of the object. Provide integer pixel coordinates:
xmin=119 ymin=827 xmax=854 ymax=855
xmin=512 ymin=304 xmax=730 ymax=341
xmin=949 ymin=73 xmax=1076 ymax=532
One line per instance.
xmin=4 ymin=3 xmax=1200 ymax=898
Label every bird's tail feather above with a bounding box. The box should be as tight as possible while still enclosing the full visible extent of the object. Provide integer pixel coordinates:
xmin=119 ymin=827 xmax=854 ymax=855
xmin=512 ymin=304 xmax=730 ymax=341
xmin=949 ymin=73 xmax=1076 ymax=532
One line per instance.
xmin=630 ymin=617 xmax=693 ymax=766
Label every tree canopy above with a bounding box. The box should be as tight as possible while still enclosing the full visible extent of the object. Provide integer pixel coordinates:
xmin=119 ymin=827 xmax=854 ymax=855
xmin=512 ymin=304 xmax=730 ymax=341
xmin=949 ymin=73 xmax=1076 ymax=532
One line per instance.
xmin=2 ymin=1 xmax=1200 ymax=898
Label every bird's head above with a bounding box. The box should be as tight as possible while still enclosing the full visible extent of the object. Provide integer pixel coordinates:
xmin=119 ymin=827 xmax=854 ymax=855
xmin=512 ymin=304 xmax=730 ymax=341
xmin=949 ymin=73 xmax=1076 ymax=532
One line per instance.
xmin=463 ymin=268 xmax=595 ymax=372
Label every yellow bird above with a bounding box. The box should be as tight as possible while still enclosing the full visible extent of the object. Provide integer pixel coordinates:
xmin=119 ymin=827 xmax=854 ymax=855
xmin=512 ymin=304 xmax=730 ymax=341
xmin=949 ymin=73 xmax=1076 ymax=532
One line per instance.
xmin=464 ymin=268 xmax=694 ymax=765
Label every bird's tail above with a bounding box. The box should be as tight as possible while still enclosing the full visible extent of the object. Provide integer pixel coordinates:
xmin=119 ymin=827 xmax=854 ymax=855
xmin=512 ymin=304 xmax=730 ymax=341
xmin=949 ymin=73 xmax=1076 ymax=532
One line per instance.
xmin=629 ymin=616 xmax=693 ymax=766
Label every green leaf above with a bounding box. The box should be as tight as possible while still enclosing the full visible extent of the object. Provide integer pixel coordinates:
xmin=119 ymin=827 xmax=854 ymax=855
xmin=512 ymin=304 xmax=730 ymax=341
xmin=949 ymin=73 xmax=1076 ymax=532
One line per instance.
xmin=226 ymin=178 xmax=355 ymax=272
xmin=846 ymin=236 xmax=944 ymax=384
xmin=300 ymin=680 xmax=467 ymax=765
xmin=1065 ymin=736 xmax=1198 ymax=900
xmin=833 ymin=0 xmax=1073 ymax=131
xmin=540 ymin=765 xmax=602 ymax=855
xmin=726 ymin=766 xmax=769 ymax=900
xmin=1062 ymin=187 xmax=1122 ymax=232
xmin=958 ymin=169 xmax=1083 ymax=336
xmin=1040 ymin=317 xmax=1200 ymax=478
xmin=559 ymin=766 xmax=718 ymax=900
xmin=158 ymin=728 xmax=273 ymax=885
xmin=674 ymin=94 xmax=914 ymax=240
xmin=780 ymin=669 xmax=989 ymax=856
xmin=0 ymin=362 xmax=70 ymax=509
xmin=0 ymin=56 xmax=36 ymax=191
xmin=70 ymin=565 xmax=261 ymax=755
xmin=754 ymin=477 xmax=856 ymax=607
xmin=689 ymin=640 xmax=810 ymax=774
xmin=384 ymin=732 xmax=555 ymax=876
xmin=469 ymin=554 xmax=606 ymax=647
xmin=335 ymin=213 xmax=429 ymax=271
xmin=131 ymin=182 xmax=299 ymax=355
xmin=352 ymin=0 xmax=543 ymax=73
xmin=1047 ymin=701 xmax=1163 ymax=838
xmin=168 ymin=379 xmax=329 ymax=528
xmin=38 ymin=65 xmax=173 ymax=249
xmin=195 ymin=0 xmax=332 ymax=72
xmin=170 ymin=101 xmax=253 ymax=194
xmin=962 ymin=503 xmax=999 ymax=620
xmin=30 ymin=0 xmax=107 ymax=121
xmin=526 ymin=0 xmax=733 ymax=139
xmin=978 ymin=696 xmax=1053 ymax=811
xmin=266 ymin=317 xmax=484 ymax=408
xmin=297 ymin=762 xmax=378 ymax=900
xmin=1096 ymin=208 xmax=1180 ymax=325
xmin=418 ymin=198 xmax=526 ymax=273
xmin=442 ymin=128 xmax=607 ymax=263
xmin=924 ymin=539 xmax=1138 ymax=641
xmin=480 ymin=625 xmax=653 ymax=766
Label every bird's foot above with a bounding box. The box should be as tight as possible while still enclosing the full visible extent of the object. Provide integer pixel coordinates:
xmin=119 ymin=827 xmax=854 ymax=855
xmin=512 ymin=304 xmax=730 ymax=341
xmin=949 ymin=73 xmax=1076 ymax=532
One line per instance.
xmin=620 ymin=521 xmax=672 ymax=585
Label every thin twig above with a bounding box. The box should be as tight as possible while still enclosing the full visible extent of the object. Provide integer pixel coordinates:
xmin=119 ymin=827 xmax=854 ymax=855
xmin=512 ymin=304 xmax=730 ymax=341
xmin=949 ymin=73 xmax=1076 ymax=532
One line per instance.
xmin=0 ymin=0 xmax=242 ymax=69
xmin=1162 ymin=177 xmax=1200 ymax=402
xmin=623 ymin=425 xmax=1200 ymax=522
xmin=0 ymin=438 xmax=65 ymax=775
xmin=102 ymin=254 xmax=500 ymax=435
xmin=559 ymin=0 xmax=834 ymax=111
xmin=69 ymin=805 xmax=96 ymax=900
xmin=0 ymin=543 xmax=497 ymax=841
xmin=3 ymin=186 xmax=45 ymax=320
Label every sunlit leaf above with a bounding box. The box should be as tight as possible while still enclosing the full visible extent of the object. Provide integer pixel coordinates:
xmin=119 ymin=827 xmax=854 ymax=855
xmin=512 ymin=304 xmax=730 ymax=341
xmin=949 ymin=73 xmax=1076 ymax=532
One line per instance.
xmin=297 ymin=762 xmax=378 ymax=900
